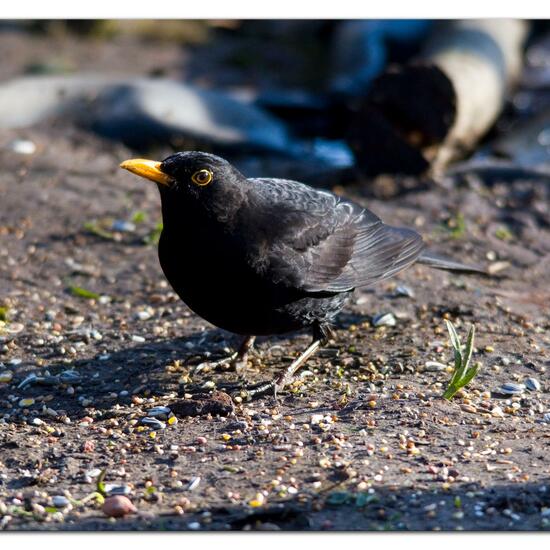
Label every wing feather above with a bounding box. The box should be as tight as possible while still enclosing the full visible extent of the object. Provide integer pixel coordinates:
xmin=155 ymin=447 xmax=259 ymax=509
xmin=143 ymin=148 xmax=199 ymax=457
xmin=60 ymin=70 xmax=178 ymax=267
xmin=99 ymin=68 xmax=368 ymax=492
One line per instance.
xmin=244 ymin=178 xmax=425 ymax=293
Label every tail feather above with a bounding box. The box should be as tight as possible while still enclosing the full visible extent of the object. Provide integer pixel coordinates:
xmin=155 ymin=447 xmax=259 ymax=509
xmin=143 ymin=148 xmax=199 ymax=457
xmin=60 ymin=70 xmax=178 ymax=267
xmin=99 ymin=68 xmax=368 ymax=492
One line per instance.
xmin=417 ymin=250 xmax=488 ymax=275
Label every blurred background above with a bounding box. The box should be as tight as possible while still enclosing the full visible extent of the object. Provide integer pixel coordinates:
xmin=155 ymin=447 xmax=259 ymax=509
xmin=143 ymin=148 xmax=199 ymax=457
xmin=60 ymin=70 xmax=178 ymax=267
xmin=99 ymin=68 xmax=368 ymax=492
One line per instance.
xmin=0 ymin=19 xmax=548 ymax=187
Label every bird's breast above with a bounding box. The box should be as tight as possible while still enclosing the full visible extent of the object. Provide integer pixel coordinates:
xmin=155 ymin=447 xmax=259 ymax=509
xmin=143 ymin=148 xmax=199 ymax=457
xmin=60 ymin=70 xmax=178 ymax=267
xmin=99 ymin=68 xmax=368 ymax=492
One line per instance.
xmin=157 ymin=228 xmax=291 ymax=333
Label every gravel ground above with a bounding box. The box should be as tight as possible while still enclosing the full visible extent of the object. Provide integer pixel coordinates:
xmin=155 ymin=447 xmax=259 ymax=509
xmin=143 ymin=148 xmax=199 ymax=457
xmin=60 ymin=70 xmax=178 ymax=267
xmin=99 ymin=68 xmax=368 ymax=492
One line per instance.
xmin=1 ymin=25 xmax=550 ymax=531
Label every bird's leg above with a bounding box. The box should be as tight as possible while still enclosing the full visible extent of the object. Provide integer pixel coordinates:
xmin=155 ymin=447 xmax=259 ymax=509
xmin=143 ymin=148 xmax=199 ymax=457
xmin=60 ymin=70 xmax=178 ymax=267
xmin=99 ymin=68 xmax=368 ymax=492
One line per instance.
xmin=200 ymin=335 xmax=255 ymax=373
xmin=272 ymin=338 xmax=322 ymax=398
xmin=230 ymin=335 xmax=256 ymax=374
xmin=242 ymin=323 xmax=331 ymax=401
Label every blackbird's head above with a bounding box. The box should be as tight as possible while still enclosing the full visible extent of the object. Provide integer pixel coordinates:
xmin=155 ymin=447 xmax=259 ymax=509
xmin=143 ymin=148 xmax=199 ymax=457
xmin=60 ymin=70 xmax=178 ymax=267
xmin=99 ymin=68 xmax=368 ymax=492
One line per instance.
xmin=120 ymin=151 xmax=247 ymax=220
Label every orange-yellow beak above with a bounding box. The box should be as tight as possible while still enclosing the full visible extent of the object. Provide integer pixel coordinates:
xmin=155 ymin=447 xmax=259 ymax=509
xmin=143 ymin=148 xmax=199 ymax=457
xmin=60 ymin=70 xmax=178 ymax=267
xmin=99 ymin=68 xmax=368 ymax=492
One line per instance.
xmin=120 ymin=158 xmax=173 ymax=187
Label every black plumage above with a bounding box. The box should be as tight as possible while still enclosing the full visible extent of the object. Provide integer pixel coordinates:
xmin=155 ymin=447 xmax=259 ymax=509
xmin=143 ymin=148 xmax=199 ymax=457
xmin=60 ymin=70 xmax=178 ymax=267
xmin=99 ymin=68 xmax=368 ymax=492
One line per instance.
xmin=121 ymin=151 xmax=483 ymax=396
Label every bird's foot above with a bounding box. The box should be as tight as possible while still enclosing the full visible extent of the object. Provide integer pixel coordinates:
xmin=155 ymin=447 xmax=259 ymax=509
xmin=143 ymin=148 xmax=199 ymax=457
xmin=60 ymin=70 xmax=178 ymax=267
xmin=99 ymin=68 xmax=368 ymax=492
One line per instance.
xmin=196 ymin=335 xmax=257 ymax=376
xmin=234 ymin=380 xmax=278 ymax=402
xmin=232 ymin=338 xmax=323 ymax=402
xmin=217 ymin=335 xmax=256 ymax=374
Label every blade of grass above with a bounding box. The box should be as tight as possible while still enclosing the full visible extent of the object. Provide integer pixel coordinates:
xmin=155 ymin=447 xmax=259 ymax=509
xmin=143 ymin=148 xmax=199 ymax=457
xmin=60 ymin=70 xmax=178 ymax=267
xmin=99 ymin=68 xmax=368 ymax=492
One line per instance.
xmin=144 ymin=222 xmax=163 ymax=246
xmin=463 ymin=324 xmax=475 ymax=370
xmin=69 ymin=285 xmax=100 ymax=300
xmin=96 ymin=468 xmax=107 ymax=497
xmin=83 ymin=221 xmax=116 ymax=241
xmin=0 ymin=306 xmax=8 ymax=322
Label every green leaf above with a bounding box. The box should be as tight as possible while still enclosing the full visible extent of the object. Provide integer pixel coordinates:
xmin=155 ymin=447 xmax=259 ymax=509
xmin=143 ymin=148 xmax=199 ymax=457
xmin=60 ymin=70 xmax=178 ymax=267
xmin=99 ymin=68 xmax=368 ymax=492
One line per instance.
xmin=83 ymin=221 xmax=116 ymax=241
xmin=448 ymin=212 xmax=466 ymax=239
xmin=0 ymin=306 xmax=8 ymax=322
xmin=96 ymin=468 xmax=107 ymax=497
xmin=443 ymin=385 xmax=459 ymax=400
xmin=460 ymin=363 xmax=481 ymax=387
xmin=445 ymin=319 xmax=461 ymax=352
xmin=463 ymin=325 xmax=475 ymax=369
xmin=144 ymin=222 xmax=163 ymax=246
xmin=131 ymin=210 xmax=148 ymax=224
xmin=69 ymin=285 xmax=100 ymax=300
xmin=442 ymin=321 xmax=479 ymax=400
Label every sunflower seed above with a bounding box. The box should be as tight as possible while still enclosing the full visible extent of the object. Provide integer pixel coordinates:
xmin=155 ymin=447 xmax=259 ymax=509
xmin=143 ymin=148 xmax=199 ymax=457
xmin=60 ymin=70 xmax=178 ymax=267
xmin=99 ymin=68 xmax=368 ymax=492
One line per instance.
xmin=111 ymin=220 xmax=136 ymax=233
xmin=141 ymin=417 xmax=166 ymax=429
xmin=395 ymin=285 xmax=415 ymax=298
xmin=525 ymin=378 xmax=541 ymax=392
xmin=187 ymin=477 xmax=201 ymax=491
xmin=147 ymin=406 xmax=171 ymax=419
xmin=59 ymin=370 xmax=81 ymax=383
xmin=104 ymin=484 xmax=132 ymax=496
xmin=372 ymin=312 xmax=396 ymax=327
xmin=498 ymin=383 xmax=525 ymax=395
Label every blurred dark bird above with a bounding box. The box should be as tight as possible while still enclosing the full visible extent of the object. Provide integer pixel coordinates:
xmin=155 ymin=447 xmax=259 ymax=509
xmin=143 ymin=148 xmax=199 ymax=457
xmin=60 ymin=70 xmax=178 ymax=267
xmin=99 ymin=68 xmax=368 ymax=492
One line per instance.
xmin=121 ymin=151 xmax=484 ymax=398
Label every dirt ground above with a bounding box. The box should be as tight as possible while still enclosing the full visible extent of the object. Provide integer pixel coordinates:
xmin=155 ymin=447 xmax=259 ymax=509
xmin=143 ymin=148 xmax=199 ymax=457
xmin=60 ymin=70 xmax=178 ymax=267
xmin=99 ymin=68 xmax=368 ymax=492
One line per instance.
xmin=1 ymin=24 xmax=550 ymax=531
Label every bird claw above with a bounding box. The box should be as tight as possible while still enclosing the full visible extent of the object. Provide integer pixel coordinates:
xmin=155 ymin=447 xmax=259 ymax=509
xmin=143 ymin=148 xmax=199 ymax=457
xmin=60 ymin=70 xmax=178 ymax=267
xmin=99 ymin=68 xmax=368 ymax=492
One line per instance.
xmin=233 ymin=379 xmax=278 ymax=402
xmin=18 ymin=370 xmax=81 ymax=389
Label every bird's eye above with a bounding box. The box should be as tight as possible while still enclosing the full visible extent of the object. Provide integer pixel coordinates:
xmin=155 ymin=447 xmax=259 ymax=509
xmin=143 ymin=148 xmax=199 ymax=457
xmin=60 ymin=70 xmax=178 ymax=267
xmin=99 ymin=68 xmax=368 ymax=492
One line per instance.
xmin=191 ymin=169 xmax=213 ymax=186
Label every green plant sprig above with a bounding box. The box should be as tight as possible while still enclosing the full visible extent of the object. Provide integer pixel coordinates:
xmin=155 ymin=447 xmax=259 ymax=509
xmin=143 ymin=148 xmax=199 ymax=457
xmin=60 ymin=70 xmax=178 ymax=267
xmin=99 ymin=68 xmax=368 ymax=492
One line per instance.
xmin=442 ymin=320 xmax=480 ymax=400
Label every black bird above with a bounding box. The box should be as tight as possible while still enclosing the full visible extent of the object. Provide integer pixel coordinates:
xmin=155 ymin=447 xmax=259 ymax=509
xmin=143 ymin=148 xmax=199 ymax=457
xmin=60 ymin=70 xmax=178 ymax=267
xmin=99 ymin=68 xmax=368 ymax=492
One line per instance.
xmin=121 ymin=152 xmax=484 ymax=397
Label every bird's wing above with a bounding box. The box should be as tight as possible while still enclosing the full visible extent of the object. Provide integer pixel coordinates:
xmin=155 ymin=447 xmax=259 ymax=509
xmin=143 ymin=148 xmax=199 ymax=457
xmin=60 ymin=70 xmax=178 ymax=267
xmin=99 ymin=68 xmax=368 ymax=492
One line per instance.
xmin=302 ymin=210 xmax=425 ymax=292
xmin=245 ymin=178 xmax=425 ymax=293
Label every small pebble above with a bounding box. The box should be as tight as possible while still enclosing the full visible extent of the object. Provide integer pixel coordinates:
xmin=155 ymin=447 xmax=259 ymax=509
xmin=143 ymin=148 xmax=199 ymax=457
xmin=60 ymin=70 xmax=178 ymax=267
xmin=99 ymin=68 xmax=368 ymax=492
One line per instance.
xmin=52 ymin=496 xmax=70 ymax=507
xmin=5 ymin=323 xmax=24 ymax=334
xmin=8 ymin=139 xmax=36 ymax=155
xmin=424 ymin=361 xmax=447 ymax=372
xmin=188 ymin=522 xmax=201 ymax=530
xmin=372 ymin=312 xmax=396 ymax=327
xmin=102 ymin=495 xmax=136 ymax=518
xmin=131 ymin=335 xmax=145 ymax=343
xmin=19 ymin=398 xmax=35 ymax=408
xmin=0 ymin=371 xmax=13 ymax=383
xmin=111 ymin=220 xmax=136 ymax=233
xmin=135 ymin=310 xmax=152 ymax=321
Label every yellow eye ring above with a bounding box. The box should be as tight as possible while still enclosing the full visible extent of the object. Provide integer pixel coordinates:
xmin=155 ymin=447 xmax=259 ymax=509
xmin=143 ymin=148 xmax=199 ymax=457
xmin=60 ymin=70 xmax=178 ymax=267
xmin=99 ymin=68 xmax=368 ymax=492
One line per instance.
xmin=191 ymin=169 xmax=213 ymax=186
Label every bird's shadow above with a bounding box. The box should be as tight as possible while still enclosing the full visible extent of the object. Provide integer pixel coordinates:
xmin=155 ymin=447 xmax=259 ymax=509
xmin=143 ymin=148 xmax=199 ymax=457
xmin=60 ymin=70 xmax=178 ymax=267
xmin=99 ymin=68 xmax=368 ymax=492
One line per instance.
xmin=4 ymin=325 xmax=334 ymax=421
xmin=4 ymin=289 xmax=393 ymax=422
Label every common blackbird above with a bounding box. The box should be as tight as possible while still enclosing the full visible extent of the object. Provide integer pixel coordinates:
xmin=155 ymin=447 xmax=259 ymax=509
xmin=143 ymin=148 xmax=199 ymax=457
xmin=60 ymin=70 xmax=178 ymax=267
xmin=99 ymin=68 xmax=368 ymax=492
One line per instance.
xmin=121 ymin=152 xmax=483 ymax=397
